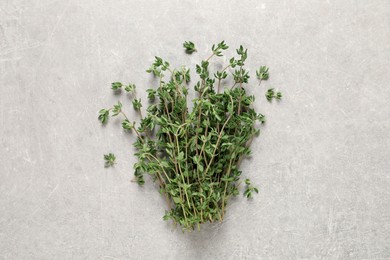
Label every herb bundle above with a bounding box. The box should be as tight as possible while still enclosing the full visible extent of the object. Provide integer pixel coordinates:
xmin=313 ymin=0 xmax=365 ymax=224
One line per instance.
xmin=99 ymin=41 xmax=282 ymax=230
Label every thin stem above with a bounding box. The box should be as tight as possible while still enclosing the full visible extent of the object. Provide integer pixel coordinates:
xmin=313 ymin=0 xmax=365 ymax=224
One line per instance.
xmin=120 ymin=111 xmax=145 ymax=143
xmin=156 ymin=174 xmax=172 ymax=209
xmin=221 ymin=64 xmax=231 ymax=72
xmin=217 ymin=64 xmax=231 ymax=93
xmin=205 ymin=52 xmax=215 ymax=62
xmin=198 ymin=124 xmax=209 ymax=166
xmin=258 ymin=78 xmax=262 ymax=87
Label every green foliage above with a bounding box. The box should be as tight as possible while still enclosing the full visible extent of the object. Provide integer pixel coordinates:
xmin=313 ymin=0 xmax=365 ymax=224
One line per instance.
xmin=112 ymin=101 xmax=122 ymax=116
xmin=211 ymin=40 xmax=229 ymax=56
xmin=266 ymin=88 xmax=282 ymax=102
xmin=183 ymin=41 xmax=196 ymax=53
xmin=214 ymin=71 xmax=228 ymax=80
xmin=122 ymin=119 xmax=134 ymax=130
xmin=146 ymin=89 xmax=156 ymax=100
xmin=98 ymin=109 xmax=109 ymax=124
xmin=98 ymin=41 xmax=282 ymax=231
xmin=243 ymin=178 xmax=259 ymax=198
xmin=256 ymin=66 xmax=269 ymax=80
xmin=104 ymin=153 xmax=116 ymax=167
xmin=111 ymin=82 xmax=123 ymax=90
xmin=125 ymin=84 xmax=136 ymax=93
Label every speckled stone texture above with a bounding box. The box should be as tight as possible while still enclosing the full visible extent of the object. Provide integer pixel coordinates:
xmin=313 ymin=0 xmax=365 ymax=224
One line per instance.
xmin=1 ymin=0 xmax=389 ymax=259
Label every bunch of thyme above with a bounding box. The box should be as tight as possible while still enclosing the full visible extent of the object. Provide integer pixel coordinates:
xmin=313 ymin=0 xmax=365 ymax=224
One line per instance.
xmin=99 ymin=41 xmax=282 ymax=230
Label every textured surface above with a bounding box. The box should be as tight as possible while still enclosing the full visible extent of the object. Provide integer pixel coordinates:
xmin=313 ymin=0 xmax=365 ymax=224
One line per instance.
xmin=1 ymin=0 xmax=390 ymax=259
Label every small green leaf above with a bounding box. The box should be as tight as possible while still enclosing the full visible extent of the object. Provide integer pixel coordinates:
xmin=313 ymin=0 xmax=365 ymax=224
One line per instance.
xmin=111 ymin=82 xmax=123 ymax=90
xmin=104 ymin=153 xmax=116 ymax=168
xmin=256 ymin=66 xmax=269 ymax=80
xmin=98 ymin=109 xmax=109 ymax=124
xmin=172 ymin=197 xmax=182 ymax=204
xmin=125 ymin=84 xmax=136 ymax=92
xmin=132 ymin=99 xmax=142 ymax=111
xmin=183 ymin=41 xmax=197 ymax=54
xmin=122 ymin=119 xmax=134 ymax=130
xmin=112 ymin=101 xmax=122 ymax=116
xmin=146 ymin=89 xmax=156 ymax=100
xmin=177 ymin=151 xmax=184 ymax=161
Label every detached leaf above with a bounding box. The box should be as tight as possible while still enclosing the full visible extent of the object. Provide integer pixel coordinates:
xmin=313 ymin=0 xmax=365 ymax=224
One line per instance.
xmin=104 ymin=153 xmax=116 ymax=167
xmin=98 ymin=109 xmax=109 ymax=124
xmin=111 ymin=82 xmax=123 ymax=90
xmin=183 ymin=41 xmax=197 ymax=54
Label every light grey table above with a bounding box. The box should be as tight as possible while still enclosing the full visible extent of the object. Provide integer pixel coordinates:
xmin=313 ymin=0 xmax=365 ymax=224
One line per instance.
xmin=1 ymin=0 xmax=389 ymax=259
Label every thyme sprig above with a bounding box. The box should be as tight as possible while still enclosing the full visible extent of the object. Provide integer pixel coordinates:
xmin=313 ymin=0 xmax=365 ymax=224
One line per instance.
xmin=104 ymin=153 xmax=116 ymax=168
xmin=99 ymin=41 xmax=282 ymax=231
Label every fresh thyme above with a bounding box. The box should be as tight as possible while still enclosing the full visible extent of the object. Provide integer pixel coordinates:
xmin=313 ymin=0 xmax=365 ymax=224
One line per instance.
xmin=183 ymin=41 xmax=197 ymax=53
xmin=99 ymin=41 xmax=282 ymax=231
xmin=265 ymin=88 xmax=282 ymax=102
xmin=104 ymin=153 xmax=116 ymax=168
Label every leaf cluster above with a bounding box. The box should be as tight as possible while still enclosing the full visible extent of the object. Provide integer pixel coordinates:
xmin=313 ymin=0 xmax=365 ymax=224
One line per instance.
xmin=265 ymin=88 xmax=282 ymax=102
xmin=183 ymin=41 xmax=196 ymax=53
xmin=104 ymin=153 xmax=116 ymax=168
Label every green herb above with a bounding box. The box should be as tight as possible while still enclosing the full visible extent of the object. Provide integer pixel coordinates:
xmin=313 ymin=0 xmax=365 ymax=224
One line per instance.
xmin=122 ymin=119 xmax=134 ymax=130
xmin=183 ymin=41 xmax=196 ymax=53
xmin=146 ymin=89 xmax=156 ymax=100
xmin=98 ymin=41 xmax=282 ymax=231
xmin=125 ymin=84 xmax=136 ymax=93
xmin=98 ymin=109 xmax=109 ymax=124
xmin=112 ymin=101 xmax=122 ymax=116
xmin=256 ymin=66 xmax=269 ymax=80
xmin=132 ymin=99 xmax=142 ymax=111
xmin=104 ymin=153 xmax=116 ymax=167
xmin=265 ymin=88 xmax=283 ymax=102
xmin=111 ymin=82 xmax=123 ymax=90
xmin=243 ymin=178 xmax=259 ymax=198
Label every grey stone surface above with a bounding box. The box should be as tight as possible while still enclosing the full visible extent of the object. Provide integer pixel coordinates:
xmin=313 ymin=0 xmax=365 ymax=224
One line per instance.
xmin=1 ymin=0 xmax=389 ymax=259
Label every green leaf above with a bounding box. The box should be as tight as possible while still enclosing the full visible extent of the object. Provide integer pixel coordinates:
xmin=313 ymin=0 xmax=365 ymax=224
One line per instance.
xmin=125 ymin=84 xmax=136 ymax=92
xmin=111 ymin=82 xmax=123 ymax=90
xmin=104 ymin=153 xmax=116 ymax=167
xmin=173 ymin=197 xmax=182 ymax=204
xmin=98 ymin=109 xmax=109 ymax=124
xmin=177 ymin=151 xmax=184 ymax=161
xmin=256 ymin=66 xmax=269 ymax=80
xmin=276 ymin=91 xmax=282 ymax=101
xmin=146 ymin=89 xmax=156 ymax=100
xmin=122 ymin=119 xmax=134 ymax=130
xmin=112 ymin=101 xmax=122 ymax=116
xmin=132 ymin=99 xmax=142 ymax=111
xmin=183 ymin=41 xmax=196 ymax=54
xmin=197 ymin=162 xmax=204 ymax=172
